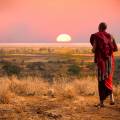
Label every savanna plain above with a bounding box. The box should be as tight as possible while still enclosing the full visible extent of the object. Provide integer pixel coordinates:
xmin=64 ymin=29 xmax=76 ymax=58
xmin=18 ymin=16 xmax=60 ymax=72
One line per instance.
xmin=0 ymin=44 xmax=120 ymax=120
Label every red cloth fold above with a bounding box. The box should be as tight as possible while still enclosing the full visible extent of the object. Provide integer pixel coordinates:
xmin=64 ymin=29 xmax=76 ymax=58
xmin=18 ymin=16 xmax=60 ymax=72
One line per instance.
xmin=105 ymin=55 xmax=115 ymax=90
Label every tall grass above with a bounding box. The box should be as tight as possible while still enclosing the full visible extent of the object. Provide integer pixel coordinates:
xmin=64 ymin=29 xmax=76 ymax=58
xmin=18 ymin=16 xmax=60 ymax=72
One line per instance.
xmin=0 ymin=76 xmax=119 ymax=104
xmin=0 ymin=78 xmax=11 ymax=104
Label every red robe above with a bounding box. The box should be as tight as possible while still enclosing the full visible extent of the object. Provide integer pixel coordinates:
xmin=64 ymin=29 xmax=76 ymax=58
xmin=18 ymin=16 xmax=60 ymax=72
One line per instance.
xmin=90 ymin=31 xmax=118 ymax=101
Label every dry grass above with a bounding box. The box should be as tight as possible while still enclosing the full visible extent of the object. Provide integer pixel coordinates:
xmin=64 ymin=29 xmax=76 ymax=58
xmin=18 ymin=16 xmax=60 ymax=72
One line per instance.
xmin=0 ymin=78 xmax=11 ymax=104
xmin=0 ymin=76 xmax=119 ymax=104
xmin=113 ymin=85 xmax=120 ymax=97
xmin=0 ymin=76 xmax=98 ymax=104
xmin=0 ymin=76 xmax=120 ymax=120
xmin=9 ymin=77 xmax=49 ymax=96
xmin=51 ymin=76 xmax=97 ymax=100
xmin=71 ymin=77 xmax=97 ymax=96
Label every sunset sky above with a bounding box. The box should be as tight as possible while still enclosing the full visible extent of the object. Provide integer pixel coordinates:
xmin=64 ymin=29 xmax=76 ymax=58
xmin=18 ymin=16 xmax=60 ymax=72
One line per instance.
xmin=0 ymin=0 xmax=120 ymax=43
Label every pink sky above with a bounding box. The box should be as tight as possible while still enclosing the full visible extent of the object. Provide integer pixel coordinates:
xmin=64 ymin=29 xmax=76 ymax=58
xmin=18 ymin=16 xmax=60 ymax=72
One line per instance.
xmin=0 ymin=0 xmax=120 ymax=43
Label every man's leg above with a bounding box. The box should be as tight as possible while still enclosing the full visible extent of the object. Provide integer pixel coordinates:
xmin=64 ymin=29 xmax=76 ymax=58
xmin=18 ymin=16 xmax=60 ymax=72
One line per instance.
xmin=97 ymin=68 xmax=105 ymax=107
xmin=110 ymin=93 xmax=115 ymax=105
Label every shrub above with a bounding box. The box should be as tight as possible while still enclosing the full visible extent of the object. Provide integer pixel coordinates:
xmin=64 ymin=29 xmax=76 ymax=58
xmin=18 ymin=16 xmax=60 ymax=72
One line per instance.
xmin=27 ymin=62 xmax=45 ymax=70
xmin=2 ymin=62 xmax=21 ymax=77
xmin=68 ymin=64 xmax=81 ymax=76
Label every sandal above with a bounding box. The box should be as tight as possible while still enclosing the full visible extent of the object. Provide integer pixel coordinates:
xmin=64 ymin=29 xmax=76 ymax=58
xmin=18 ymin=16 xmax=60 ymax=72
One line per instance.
xmin=110 ymin=101 xmax=115 ymax=105
xmin=94 ymin=103 xmax=105 ymax=108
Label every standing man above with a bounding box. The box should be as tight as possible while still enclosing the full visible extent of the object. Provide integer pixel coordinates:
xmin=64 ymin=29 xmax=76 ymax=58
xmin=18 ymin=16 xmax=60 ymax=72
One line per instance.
xmin=90 ymin=22 xmax=118 ymax=107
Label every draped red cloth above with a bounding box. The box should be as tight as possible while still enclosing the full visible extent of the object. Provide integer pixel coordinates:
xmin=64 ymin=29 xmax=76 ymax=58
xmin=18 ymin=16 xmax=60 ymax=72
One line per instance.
xmin=90 ymin=31 xmax=113 ymax=76
xmin=90 ymin=31 xmax=117 ymax=100
xmin=105 ymin=54 xmax=114 ymax=90
xmin=90 ymin=31 xmax=113 ymax=62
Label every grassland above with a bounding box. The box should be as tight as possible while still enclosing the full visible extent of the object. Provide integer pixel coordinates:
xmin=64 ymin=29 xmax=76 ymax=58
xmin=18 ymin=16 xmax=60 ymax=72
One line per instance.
xmin=0 ymin=44 xmax=120 ymax=120
xmin=0 ymin=46 xmax=96 ymax=80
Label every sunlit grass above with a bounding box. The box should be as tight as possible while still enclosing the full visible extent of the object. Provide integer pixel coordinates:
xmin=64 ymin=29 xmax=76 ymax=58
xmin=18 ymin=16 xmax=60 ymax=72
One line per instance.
xmin=0 ymin=76 xmax=119 ymax=104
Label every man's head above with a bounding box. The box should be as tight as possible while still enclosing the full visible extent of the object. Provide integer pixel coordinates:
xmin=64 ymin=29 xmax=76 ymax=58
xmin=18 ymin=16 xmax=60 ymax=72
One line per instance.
xmin=98 ymin=22 xmax=107 ymax=31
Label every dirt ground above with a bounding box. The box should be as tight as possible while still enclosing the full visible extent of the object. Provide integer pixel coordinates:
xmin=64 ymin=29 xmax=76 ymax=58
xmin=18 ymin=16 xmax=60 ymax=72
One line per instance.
xmin=0 ymin=95 xmax=120 ymax=120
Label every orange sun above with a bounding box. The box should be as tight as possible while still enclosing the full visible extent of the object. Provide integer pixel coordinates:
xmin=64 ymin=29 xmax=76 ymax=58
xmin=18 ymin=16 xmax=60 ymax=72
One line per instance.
xmin=56 ymin=34 xmax=72 ymax=42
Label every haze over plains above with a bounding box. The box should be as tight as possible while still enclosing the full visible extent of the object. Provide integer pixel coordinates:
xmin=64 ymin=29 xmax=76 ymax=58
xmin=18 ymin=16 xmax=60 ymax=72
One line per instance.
xmin=0 ymin=0 xmax=120 ymax=43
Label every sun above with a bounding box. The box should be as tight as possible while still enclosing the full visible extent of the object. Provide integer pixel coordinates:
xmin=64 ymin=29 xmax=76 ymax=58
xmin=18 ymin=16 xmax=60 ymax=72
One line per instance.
xmin=56 ymin=34 xmax=72 ymax=42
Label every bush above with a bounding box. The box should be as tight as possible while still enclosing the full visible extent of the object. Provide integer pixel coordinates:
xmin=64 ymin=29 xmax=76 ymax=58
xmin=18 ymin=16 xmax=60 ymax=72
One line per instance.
xmin=27 ymin=62 xmax=45 ymax=70
xmin=68 ymin=64 xmax=81 ymax=76
xmin=2 ymin=62 xmax=21 ymax=77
